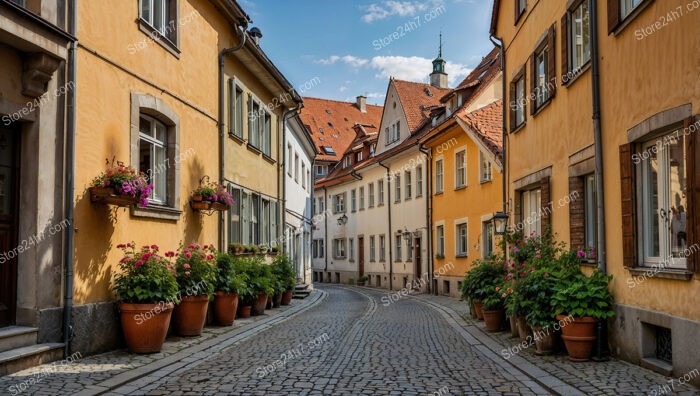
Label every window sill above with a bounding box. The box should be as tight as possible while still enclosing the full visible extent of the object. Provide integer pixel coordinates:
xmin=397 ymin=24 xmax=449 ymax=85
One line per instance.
xmin=359 ymin=208 xmax=365 ymax=211
xmin=415 ymin=194 xmax=423 ymax=198
xmin=377 ymin=203 xmax=385 ymax=207
xmin=611 ymin=0 xmax=655 ymax=37
xmin=579 ymin=260 xmax=598 ymax=267
xmin=562 ymin=62 xmax=591 ymax=88
xmin=455 ymin=254 xmax=468 ymax=258
xmin=511 ymin=122 xmax=526 ymax=134
xmin=246 ymin=143 xmax=262 ymax=155
xmin=228 ymin=132 xmax=245 ymax=145
xmin=454 ymin=185 xmax=467 ymax=191
xmin=434 ymin=191 xmax=444 ymax=196
xmin=627 ymin=266 xmax=694 ymax=281
xmin=131 ymin=204 xmax=182 ymax=221
xmin=136 ymin=19 xmax=180 ymax=59
xmin=262 ymin=153 xmax=275 ymax=164
xmin=532 ymin=97 xmax=553 ymax=118
xmin=369 ymin=260 xmax=376 ymax=262
xmin=480 ymin=179 xmax=492 ymax=184
xmin=404 ymin=197 xmax=412 ymax=201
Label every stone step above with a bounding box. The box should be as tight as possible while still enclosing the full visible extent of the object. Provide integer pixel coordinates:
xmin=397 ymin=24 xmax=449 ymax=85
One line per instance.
xmin=0 ymin=343 xmax=65 ymax=376
xmin=295 ymin=283 xmax=310 ymax=291
xmin=0 ymin=326 xmax=38 ymax=353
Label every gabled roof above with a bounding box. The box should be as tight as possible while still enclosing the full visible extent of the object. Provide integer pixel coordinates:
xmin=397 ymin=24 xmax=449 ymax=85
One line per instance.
xmin=299 ymin=97 xmax=383 ymax=162
xmin=490 ymin=0 xmax=501 ymax=35
xmin=441 ymin=47 xmax=501 ymax=103
xmin=392 ymin=79 xmax=451 ymax=133
xmin=457 ymin=100 xmax=503 ymax=155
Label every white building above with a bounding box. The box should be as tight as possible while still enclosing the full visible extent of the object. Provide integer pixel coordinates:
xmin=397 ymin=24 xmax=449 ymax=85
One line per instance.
xmin=284 ymin=114 xmax=316 ymax=285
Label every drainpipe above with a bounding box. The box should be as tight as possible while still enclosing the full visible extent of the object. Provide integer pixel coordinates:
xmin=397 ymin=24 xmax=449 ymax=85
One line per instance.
xmin=62 ymin=0 xmax=78 ymax=358
xmin=590 ymin=0 xmax=610 ymax=362
xmin=218 ymin=20 xmax=248 ymax=251
xmin=489 ymin=34 xmax=507 ymax=217
xmin=323 ymin=186 xmax=328 ymax=274
xmin=350 ymin=169 xmax=362 ymax=181
xmin=418 ymin=144 xmax=433 ymax=294
xmin=282 ymin=106 xmax=301 ymax=253
xmin=378 ymin=161 xmax=392 ymax=290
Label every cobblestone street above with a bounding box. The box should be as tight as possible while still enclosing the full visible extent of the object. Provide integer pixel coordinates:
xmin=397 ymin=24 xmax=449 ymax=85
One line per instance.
xmin=2 ymin=285 xmax=698 ymax=395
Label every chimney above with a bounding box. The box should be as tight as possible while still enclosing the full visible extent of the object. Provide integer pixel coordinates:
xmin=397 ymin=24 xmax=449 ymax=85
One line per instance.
xmin=248 ymin=27 xmax=263 ymax=45
xmin=356 ymin=96 xmax=367 ymax=113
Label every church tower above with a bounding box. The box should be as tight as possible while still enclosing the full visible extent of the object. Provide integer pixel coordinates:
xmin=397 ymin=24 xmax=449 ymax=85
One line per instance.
xmin=430 ymin=33 xmax=448 ymax=89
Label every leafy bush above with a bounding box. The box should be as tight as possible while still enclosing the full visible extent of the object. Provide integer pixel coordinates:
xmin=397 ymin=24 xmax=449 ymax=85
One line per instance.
xmin=271 ymin=254 xmax=296 ymax=291
xmin=215 ymin=254 xmax=249 ymax=295
xmin=552 ymin=270 xmax=615 ymax=319
xmin=113 ymin=243 xmax=178 ymax=304
xmin=460 ymin=257 xmax=507 ymax=303
xmin=91 ymin=160 xmax=153 ymax=206
xmin=172 ymin=243 xmax=217 ymax=297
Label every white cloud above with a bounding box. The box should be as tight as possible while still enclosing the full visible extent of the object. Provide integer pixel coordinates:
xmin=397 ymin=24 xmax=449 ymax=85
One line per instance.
xmin=339 ymin=86 xmax=348 ymax=92
xmin=361 ymin=0 xmax=443 ymax=23
xmin=316 ymin=55 xmax=368 ymax=68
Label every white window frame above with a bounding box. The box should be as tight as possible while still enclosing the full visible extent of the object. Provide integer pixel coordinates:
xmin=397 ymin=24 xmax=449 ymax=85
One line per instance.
xmin=435 ymin=158 xmax=444 ymax=193
xmin=368 ymin=183 xmax=375 ymax=207
xmin=455 ymin=149 xmax=466 ymax=189
xmin=482 ymin=218 xmax=494 ymax=258
xmin=394 ymin=173 xmax=401 ymax=202
xmin=333 ymin=238 xmax=347 ymax=259
xmin=334 ymin=193 xmax=346 ymax=213
xmin=349 ymin=238 xmax=355 ymax=261
xmin=515 ymin=76 xmax=525 ymax=127
xmin=139 ymin=114 xmax=168 ymax=204
xmin=416 ymin=165 xmax=423 ymax=197
xmin=378 ymin=180 xmax=385 ymax=205
xmin=359 ymin=187 xmax=365 ymax=210
xmin=621 ymin=0 xmax=643 ymax=19
xmin=351 ymin=189 xmax=357 ymax=212
xmin=569 ymin=0 xmax=591 ymax=72
xmin=379 ymin=235 xmax=386 ymax=261
xmin=436 ymin=225 xmax=445 ymax=256
xmin=479 ymin=151 xmax=492 ymax=182
xmin=456 ymin=220 xmax=468 ymax=257
xmin=405 ymin=170 xmax=412 ymax=199
xmin=395 ymin=235 xmax=402 ymax=261
xmin=370 ymin=236 xmax=376 ymax=261
xmin=521 ymin=188 xmax=542 ymax=237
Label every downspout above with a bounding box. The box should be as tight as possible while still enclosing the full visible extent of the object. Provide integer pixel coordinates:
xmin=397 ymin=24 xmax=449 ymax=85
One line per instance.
xmin=323 ymin=186 xmax=328 ymax=274
xmin=418 ymin=144 xmax=433 ymax=294
xmin=218 ymin=21 xmax=248 ymax=251
xmin=489 ymin=34 xmax=507 ymax=217
xmin=282 ymin=106 xmax=301 ymax=253
xmin=590 ymin=0 xmax=610 ymax=362
xmin=378 ymin=161 xmax=392 ymax=290
xmin=63 ymin=0 xmax=78 ymax=357
xmin=350 ymin=169 xmax=363 ymax=181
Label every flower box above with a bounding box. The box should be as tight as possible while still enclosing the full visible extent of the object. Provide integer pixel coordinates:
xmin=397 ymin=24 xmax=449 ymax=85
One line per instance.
xmin=210 ymin=202 xmax=229 ymax=211
xmin=190 ymin=200 xmax=211 ymax=210
xmin=89 ymin=186 xmax=139 ymax=207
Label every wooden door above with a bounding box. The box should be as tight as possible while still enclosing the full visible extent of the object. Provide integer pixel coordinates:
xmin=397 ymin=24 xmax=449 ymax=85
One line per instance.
xmin=358 ymin=237 xmax=364 ymax=276
xmin=414 ymin=237 xmax=422 ymax=281
xmin=0 ymin=128 xmax=19 ymax=327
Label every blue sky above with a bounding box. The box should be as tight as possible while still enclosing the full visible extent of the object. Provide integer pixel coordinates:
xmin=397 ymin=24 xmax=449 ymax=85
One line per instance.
xmin=242 ymin=0 xmax=495 ymax=105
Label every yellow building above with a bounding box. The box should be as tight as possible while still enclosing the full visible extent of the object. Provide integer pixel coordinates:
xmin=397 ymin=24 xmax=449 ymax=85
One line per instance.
xmin=491 ymin=0 xmax=700 ymax=382
xmin=420 ymin=49 xmax=504 ymax=297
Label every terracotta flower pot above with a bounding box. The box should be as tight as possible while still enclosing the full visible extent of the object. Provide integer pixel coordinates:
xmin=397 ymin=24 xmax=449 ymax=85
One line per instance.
xmin=272 ymin=293 xmax=283 ymax=308
xmin=557 ymin=315 xmax=597 ymax=361
xmin=119 ymin=302 xmax=173 ymax=353
xmin=172 ymin=295 xmax=209 ymax=336
xmin=210 ymin=202 xmax=228 ymax=211
xmin=472 ymin=300 xmax=485 ymax=320
xmin=252 ymin=292 xmax=268 ymax=315
xmin=213 ymin=292 xmax=238 ymax=326
xmin=509 ymin=315 xmax=519 ymax=338
xmin=483 ymin=309 xmax=506 ymax=332
xmin=531 ymin=325 xmax=556 ymax=355
xmin=266 ymin=295 xmax=273 ymax=309
xmin=517 ymin=315 xmax=533 ymax=343
xmin=192 ymin=194 xmax=203 ymax=202
xmin=281 ymin=290 xmax=293 ymax=305
xmin=237 ymin=305 xmax=252 ymax=318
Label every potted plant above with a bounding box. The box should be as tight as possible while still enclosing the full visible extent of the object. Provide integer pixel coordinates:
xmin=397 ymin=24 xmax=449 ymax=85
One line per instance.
xmin=90 ymin=160 xmax=153 ymax=207
xmin=357 ymin=275 xmax=369 ymax=286
xmin=272 ymin=255 xmax=296 ymax=305
xmin=516 ymin=269 xmax=560 ymax=355
xmin=460 ymin=258 xmax=506 ymax=321
xmin=190 ymin=177 xmax=234 ymax=212
xmin=213 ymin=254 xmax=248 ymax=326
xmin=171 ymin=244 xmax=217 ymax=336
xmin=259 ymin=244 xmax=269 ymax=254
xmin=481 ymin=284 xmax=507 ymax=332
xmin=242 ymin=257 xmax=273 ymax=315
xmin=552 ymin=270 xmax=615 ymax=361
xmin=269 ymin=245 xmax=280 ymax=255
xmin=113 ymin=243 xmax=178 ymax=353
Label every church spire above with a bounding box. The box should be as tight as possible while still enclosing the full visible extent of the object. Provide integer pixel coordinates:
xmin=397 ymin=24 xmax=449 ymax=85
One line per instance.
xmin=430 ymin=33 xmax=448 ymax=88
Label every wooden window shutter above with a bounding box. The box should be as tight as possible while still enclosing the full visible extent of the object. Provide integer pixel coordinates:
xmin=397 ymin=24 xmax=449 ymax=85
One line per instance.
xmin=529 ymin=55 xmax=536 ymax=115
xmin=509 ymin=81 xmax=516 ymax=132
xmin=685 ymin=117 xmax=700 ymax=272
xmin=607 ymin=0 xmax=620 ymax=34
xmin=561 ymin=14 xmax=569 ymax=84
xmin=619 ymin=143 xmax=637 ymax=268
xmin=547 ymin=24 xmax=557 ymax=98
xmin=540 ymin=176 xmax=551 ymax=228
xmin=569 ymin=176 xmax=585 ymax=249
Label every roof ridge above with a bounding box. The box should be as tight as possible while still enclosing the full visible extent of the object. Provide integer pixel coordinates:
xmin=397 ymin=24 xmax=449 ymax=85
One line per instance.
xmin=302 ymin=96 xmax=384 ymax=108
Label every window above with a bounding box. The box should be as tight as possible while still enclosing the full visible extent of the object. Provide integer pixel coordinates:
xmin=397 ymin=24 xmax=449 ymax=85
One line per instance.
xmin=621 ymin=0 xmax=643 ymax=19
xmin=249 ymin=97 xmax=259 ymax=147
xmin=359 ymin=187 xmax=365 ymax=209
xmin=317 ymin=197 xmax=325 ymax=214
xmin=393 ymin=121 xmax=400 ymax=142
xmin=395 ymin=235 xmax=402 ymax=261
xmin=379 ymin=235 xmax=386 ymax=261
xmin=416 ymin=165 xmax=423 ymax=196
xmin=435 ymin=159 xmax=444 ymax=193
xmin=436 ymin=225 xmax=445 ymax=256
xmin=356 ymin=151 xmax=363 ymax=162
xmin=351 ymin=189 xmax=357 ymax=212
xmin=531 ymin=26 xmax=555 ymax=112
xmin=378 ymin=180 xmax=385 ymax=205
xmin=510 ymin=66 xmax=526 ymax=131
xmin=318 ymin=239 xmax=325 ymax=258
xmin=230 ymin=188 xmax=241 ymax=243
xmin=295 ymin=153 xmax=299 ymax=181
xmin=515 ymin=0 xmax=526 ymax=23
xmin=312 ymin=240 xmax=318 ymax=258
xmin=584 ymin=174 xmax=597 ymax=256
xmin=569 ymin=1 xmax=591 ymax=72
xmin=333 ymin=193 xmax=346 ymax=213
xmin=394 ymin=173 xmax=401 ymax=202
xmin=248 ymin=97 xmax=271 ymax=155
xmin=456 ymin=222 xmax=468 ymax=256
xmin=139 ymin=115 xmax=168 ymax=204
xmin=261 ymin=199 xmax=270 ymax=244
xmin=406 ymin=238 xmax=413 ymax=261
xmin=639 ymin=132 xmax=687 ymax=269
xmin=521 ymin=189 xmax=542 ymax=237
xmin=307 ymin=169 xmax=311 ymax=188
xmin=342 ymin=155 xmax=352 ymax=169
xmin=534 ymin=47 xmax=548 ymax=108
xmin=322 ymin=146 xmax=336 ymax=156
xmin=251 ymin=194 xmax=260 ymax=244
xmin=287 ymin=145 xmax=293 ymax=176
xmin=333 ymin=238 xmax=347 ymax=259
xmin=385 ymin=121 xmax=401 ymax=144
xmin=139 ymin=0 xmax=176 ymax=42
xmin=229 ymin=80 xmax=244 ymax=138
xmin=483 ymin=221 xmax=494 ymax=258
xmin=480 ymin=152 xmax=492 ymax=182
xmin=370 ymin=236 xmax=376 ymax=261
xmin=369 ymin=183 xmax=375 ymax=207
xmin=301 ymin=163 xmax=306 ymax=189
xmin=241 ymin=191 xmax=250 ymax=243
xmin=349 ymin=238 xmax=355 ymax=261
xmin=455 ymin=150 xmax=466 ymax=188
xmin=405 ymin=171 xmax=412 ymax=199
xmin=315 ymin=164 xmax=328 ymax=178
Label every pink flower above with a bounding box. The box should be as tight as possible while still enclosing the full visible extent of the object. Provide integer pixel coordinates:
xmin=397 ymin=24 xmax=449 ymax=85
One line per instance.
xmin=521 ymin=271 xmax=527 ymax=277
xmin=120 ymin=257 xmax=130 ymax=263
xmin=117 ymin=243 xmax=126 ymax=249
xmin=151 ymin=244 xmax=159 ymax=251
xmin=535 ymin=254 xmax=541 ymax=259
xmin=134 ymin=260 xmax=144 ymax=268
xmin=184 ymin=271 xmax=191 ymax=276
xmin=544 ymin=273 xmax=550 ymax=277
xmin=183 ymin=263 xmax=191 ymax=269
xmin=206 ymin=254 xmax=215 ymax=260
xmin=521 ymin=263 xmax=526 ymax=268
xmin=188 ymin=244 xmax=197 ymax=250
xmin=184 ymin=251 xmax=192 ymax=259
xmin=502 ymin=293 xmax=507 ymax=298
xmin=577 ymin=250 xmax=586 ymax=258
xmin=165 ymin=251 xmax=175 ymax=258
xmin=200 ymin=253 xmax=206 ymax=259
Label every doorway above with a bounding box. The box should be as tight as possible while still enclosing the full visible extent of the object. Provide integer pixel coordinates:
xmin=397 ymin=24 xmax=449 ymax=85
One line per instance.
xmin=358 ymin=236 xmax=364 ymax=277
xmin=414 ymin=237 xmax=422 ymax=285
xmin=0 ymin=128 xmax=19 ymax=327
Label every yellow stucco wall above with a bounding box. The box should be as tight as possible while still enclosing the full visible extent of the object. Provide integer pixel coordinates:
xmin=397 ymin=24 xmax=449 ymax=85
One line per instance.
xmin=427 ymin=123 xmax=503 ymax=279
xmin=72 ymin=0 xmax=283 ymax=303
xmin=496 ymin=0 xmax=700 ymax=320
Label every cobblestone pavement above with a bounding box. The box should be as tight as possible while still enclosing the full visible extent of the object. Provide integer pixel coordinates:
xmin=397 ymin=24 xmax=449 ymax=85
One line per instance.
xmin=1 ymin=285 xmax=698 ymax=396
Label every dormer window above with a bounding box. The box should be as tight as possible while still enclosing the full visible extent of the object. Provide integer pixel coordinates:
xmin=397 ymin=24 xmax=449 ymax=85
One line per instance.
xmin=322 ymin=146 xmax=335 ymax=155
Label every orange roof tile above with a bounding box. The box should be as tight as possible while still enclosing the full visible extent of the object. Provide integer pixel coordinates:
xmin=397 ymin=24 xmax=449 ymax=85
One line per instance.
xmin=392 ymin=80 xmax=451 ymax=133
xmin=457 ymin=100 xmax=503 ymax=155
xmin=299 ymin=97 xmax=383 ymax=162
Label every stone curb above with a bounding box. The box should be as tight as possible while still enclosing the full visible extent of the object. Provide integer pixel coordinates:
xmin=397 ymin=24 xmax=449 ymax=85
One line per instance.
xmin=75 ymin=290 xmax=327 ymax=396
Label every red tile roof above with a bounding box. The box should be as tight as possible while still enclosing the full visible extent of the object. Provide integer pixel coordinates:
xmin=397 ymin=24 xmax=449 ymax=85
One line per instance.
xmin=299 ymin=97 xmax=383 ymax=162
xmin=441 ymin=47 xmax=500 ymax=103
xmin=392 ymin=79 xmax=451 ymax=133
xmin=457 ymin=100 xmax=503 ymax=154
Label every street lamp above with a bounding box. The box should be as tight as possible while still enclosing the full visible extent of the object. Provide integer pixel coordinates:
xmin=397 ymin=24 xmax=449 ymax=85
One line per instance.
xmin=337 ymin=214 xmax=348 ymax=226
xmin=492 ymin=212 xmax=509 ymax=235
